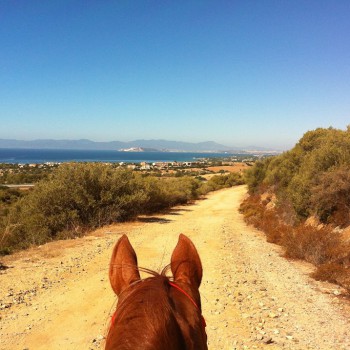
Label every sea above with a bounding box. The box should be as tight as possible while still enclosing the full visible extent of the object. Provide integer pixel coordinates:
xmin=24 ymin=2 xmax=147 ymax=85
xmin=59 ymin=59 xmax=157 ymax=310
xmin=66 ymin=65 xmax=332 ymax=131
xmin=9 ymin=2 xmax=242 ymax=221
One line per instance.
xmin=0 ymin=148 xmax=239 ymax=164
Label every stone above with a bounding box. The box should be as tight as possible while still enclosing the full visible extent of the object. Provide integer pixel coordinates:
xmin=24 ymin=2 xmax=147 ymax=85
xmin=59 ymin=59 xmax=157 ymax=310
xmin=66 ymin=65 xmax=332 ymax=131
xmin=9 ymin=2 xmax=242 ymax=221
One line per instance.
xmin=264 ymin=337 xmax=274 ymax=344
xmin=256 ymin=334 xmax=264 ymax=341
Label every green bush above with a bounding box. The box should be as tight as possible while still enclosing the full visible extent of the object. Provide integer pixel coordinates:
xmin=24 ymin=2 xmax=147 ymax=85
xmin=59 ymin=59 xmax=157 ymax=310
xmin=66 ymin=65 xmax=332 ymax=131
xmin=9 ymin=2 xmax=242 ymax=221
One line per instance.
xmin=244 ymin=158 xmax=272 ymax=193
xmin=310 ymin=166 xmax=350 ymax=226
xmin=1 ymin=163 xmax=244 ymax=254
xmin=199 ymin=173 xmax=244 ymax=195
xmin=141 ymin=176 xmax=200 ymax=213
xmin=3 ymin=164 xmax=148 ymax=249
xmin=244 ymin=126 xmax=350 ymax=225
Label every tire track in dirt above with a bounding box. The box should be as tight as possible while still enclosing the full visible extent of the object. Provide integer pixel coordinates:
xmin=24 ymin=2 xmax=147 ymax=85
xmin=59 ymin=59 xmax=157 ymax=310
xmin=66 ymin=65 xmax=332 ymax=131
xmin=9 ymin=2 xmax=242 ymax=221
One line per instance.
xmin=1 ymin=186 xmax=349 ymax=349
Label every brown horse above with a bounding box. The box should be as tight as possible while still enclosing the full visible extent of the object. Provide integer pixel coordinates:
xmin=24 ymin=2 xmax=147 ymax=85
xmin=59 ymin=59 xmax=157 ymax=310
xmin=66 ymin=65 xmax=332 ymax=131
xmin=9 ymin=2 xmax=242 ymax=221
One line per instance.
xmin=105 ymin=234 xmax=207 ymax=350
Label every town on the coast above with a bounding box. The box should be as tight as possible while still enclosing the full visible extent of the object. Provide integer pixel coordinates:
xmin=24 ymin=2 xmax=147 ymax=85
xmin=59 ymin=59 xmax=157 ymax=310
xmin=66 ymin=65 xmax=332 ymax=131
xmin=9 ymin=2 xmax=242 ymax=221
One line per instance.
xmin=0 ymin=155 xmax=258 ymax=187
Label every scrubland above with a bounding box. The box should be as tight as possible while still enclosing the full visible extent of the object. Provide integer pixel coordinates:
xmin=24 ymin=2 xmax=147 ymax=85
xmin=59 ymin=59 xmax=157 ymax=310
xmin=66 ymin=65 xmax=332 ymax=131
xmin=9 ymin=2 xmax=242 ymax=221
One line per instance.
xmin=1 ymin=186 xmax=349 ymax=350
xmin=240 ymin=126 xmax=350 ymax=293
xmin=0 ymin=163 xmax=243 ymax=255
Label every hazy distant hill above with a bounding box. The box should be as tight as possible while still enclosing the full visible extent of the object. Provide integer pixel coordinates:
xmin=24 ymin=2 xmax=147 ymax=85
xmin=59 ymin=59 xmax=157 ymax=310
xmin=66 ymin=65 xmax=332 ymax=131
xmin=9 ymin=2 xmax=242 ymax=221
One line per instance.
xmin=0 ymin=138 xmax=279 ymax=153
xmin=0 ymin=138 xmax=236 ymax=152
xmin=128 ymin=139 xmax=234 ymax=152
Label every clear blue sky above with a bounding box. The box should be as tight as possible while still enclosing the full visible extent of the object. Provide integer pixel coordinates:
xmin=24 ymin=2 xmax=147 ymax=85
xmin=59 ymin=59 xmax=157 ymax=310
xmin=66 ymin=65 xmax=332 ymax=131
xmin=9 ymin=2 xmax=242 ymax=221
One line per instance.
xmin=1 ymin=1 xmax=349 ymax=149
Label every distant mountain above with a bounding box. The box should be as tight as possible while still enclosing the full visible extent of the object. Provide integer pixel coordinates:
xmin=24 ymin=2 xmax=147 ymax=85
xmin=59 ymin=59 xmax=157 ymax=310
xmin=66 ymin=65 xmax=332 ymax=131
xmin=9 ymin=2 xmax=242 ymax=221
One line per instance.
xmin=128 ymin=139 xmax=233 ymax=152
xmin=0 ymin=138 xmax=280 ymax=153
xmin=0 ymin=138 xmax=233 ymax=152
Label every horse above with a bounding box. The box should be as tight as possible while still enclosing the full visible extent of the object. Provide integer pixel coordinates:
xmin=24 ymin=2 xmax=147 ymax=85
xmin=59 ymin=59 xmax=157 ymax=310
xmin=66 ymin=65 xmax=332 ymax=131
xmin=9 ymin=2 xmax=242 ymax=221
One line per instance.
xmin=105 ymin=234 xmax=208 ymax=350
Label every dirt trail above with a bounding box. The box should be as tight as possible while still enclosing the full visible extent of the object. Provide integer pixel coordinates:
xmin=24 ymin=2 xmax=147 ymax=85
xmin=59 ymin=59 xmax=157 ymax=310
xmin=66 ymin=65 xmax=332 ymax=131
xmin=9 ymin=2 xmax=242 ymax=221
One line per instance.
xmin=1 ymin=186 xmax=349 ymax=349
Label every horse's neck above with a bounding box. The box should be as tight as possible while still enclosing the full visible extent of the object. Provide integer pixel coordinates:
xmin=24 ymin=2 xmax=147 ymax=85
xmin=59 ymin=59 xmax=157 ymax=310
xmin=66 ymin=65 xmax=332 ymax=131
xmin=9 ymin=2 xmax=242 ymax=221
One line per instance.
xmin=106 ymin=277 xmax=207 ymax=350
xmin=107 ymin=278 xmax=186 ymax=350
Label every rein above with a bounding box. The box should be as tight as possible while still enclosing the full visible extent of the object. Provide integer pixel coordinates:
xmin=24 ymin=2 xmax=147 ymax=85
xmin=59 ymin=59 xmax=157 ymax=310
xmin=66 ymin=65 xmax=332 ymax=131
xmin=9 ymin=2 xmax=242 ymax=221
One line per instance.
xmin=169 ymin=281 xmax=206 ymax=328
xmin=110 ymin=279 xmax=206 ymax=329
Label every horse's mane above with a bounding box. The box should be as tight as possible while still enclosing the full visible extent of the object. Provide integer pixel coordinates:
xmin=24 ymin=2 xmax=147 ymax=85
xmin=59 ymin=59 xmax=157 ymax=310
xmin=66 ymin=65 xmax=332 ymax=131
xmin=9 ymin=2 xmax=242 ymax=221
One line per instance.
xmin=107 ymin=266 xmax=188 ymax=349
xmin=106 ymin=234 xmax=207 ymax=349
xmin=112 ymin=264 xmax=172 ymax=296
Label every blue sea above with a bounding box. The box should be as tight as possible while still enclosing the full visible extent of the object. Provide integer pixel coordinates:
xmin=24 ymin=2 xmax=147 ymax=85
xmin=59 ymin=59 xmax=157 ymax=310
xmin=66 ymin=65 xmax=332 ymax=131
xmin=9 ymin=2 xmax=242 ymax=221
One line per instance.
xmin=0 ymin=148 xmax=237 ymax=164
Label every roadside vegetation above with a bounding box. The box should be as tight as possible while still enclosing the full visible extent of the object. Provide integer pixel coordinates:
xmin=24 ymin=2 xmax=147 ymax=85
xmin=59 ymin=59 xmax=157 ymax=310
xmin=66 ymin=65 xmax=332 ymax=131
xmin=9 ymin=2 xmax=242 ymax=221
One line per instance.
xmin=0 ymin=162 xmax=244 ymax=255
xmin=0 ymin=163 xmax=59 ymax=184
xmin=240 ymin=126 xmax=350 ymax=292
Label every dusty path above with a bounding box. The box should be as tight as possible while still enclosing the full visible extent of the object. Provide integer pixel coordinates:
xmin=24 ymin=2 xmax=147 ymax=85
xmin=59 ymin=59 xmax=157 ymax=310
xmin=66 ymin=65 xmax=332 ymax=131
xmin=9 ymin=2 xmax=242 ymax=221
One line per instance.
xmin=1 ymin=186 xmax=349 ymax=349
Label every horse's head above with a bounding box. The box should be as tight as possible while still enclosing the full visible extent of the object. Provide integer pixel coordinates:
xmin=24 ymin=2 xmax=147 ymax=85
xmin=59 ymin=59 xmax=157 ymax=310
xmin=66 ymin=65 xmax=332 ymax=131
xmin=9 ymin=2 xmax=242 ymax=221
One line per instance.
xmin=106 ymin=234 xmax=207 ymax=350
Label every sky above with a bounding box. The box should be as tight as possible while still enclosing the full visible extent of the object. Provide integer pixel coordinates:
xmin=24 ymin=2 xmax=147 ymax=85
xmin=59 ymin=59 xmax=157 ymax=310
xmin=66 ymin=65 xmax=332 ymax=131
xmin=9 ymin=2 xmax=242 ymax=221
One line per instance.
xmin=1 ymin=1 xmax=349 ymax=150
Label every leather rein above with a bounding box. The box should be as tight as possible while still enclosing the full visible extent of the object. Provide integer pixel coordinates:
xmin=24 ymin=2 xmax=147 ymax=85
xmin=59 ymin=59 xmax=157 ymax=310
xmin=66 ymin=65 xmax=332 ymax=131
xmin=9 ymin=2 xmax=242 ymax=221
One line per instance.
xmin=110 ymin=280 xmax=206 ymax=329
xmin=169 ymin=281 xmax=206 ymax=328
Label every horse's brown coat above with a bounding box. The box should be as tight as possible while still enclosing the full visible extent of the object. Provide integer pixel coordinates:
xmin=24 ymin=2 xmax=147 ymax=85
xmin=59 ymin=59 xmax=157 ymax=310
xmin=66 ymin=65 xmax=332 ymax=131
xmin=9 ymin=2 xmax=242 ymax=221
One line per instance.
xmin=105 ymin=234 xmax=207 ymax=350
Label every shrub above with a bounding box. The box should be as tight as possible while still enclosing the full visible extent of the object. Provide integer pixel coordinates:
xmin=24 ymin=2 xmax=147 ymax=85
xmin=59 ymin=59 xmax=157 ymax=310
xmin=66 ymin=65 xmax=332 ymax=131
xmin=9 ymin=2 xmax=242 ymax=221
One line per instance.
xmin=282 ymin=226 xmax=342 ymax=265
xmin=310 ymin=167 xmax=350 ymax=227
xmin=240 ymin=195 xmax=289 ymax=244
xmin=244 ymin=126 xmax=350 ymax=225
xmin=142 ymin=176 xmax=200 ymax=213
xmin=199 ymin=173 xmax=244 ymax=195
xmin=0 ymin=163 xmax=243 ymax=254
xmin=240 ymin=193 xmax=350 ymax=293
xmin=312 ymin=259 xmax=350 ymax=292
xmin=244 ymin=159 xmax=271 ymax=193
xmin=3 ymin=164 xmax=148 ymax=249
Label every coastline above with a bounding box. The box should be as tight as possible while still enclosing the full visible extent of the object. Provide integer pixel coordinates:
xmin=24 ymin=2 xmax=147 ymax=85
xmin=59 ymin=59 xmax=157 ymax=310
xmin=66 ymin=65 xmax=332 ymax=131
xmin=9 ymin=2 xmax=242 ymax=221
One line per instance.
xmin=0 ymin=148 xmax=244 ymax=165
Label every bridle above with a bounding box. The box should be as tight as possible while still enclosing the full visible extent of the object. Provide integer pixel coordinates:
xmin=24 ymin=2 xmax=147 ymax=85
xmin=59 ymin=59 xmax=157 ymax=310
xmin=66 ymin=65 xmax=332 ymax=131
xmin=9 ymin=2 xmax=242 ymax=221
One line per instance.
xmin=110 ymin=279 xmax=206 ymax=329
xmin=168 ymin=281 xmax=206 ymax=328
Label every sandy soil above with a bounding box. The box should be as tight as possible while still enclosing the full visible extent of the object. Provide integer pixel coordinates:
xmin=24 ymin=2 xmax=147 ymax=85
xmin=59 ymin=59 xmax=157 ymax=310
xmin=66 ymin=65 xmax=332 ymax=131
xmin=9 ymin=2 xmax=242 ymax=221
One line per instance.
xmin=1 ymin=186 xmax=349 ymax=350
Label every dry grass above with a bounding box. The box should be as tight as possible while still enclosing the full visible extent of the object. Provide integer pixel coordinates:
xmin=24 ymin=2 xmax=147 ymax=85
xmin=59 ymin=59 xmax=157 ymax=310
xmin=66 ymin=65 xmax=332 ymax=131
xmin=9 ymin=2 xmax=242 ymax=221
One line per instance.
xmin=282 ymin=226 xmax=341 ymax=265
xmin=240 ymin=194 xmax=350 ymax=293
xmin=207 ymin=163 xmax=248 ymax=173
xmin=240 ymin=194 xmax=288 ymax=244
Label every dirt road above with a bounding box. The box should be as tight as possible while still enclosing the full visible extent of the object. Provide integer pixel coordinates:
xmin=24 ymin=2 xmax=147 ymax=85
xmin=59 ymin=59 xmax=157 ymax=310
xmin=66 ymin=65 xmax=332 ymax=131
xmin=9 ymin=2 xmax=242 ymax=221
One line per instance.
xmin=1 ymin=186 xmax=349 ymax=349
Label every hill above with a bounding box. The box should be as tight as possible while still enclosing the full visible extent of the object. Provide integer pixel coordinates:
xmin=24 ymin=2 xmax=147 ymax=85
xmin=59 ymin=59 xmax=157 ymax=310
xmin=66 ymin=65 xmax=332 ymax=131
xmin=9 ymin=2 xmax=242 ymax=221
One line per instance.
xmin=0 ymin=138 xmax=277 ymax=153
xmin=0 ymin=138 xmax=231 ymax=152
xmin=241 ymin=126 xmax=350 ymax=294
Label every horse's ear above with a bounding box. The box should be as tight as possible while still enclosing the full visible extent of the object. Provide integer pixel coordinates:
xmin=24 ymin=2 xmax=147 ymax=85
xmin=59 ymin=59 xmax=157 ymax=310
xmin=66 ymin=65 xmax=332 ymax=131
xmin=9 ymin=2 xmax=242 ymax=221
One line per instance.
xmin=171 ymin=234 xmax=203 ymax=288
xmin=109 ymin=234 xmax=140 ymax=296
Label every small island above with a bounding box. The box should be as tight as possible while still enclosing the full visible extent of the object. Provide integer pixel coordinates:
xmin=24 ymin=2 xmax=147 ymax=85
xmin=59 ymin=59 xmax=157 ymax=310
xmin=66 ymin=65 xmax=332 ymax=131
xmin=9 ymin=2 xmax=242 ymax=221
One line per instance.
xmin=119 ymin=147 xmax=158 ymax=152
